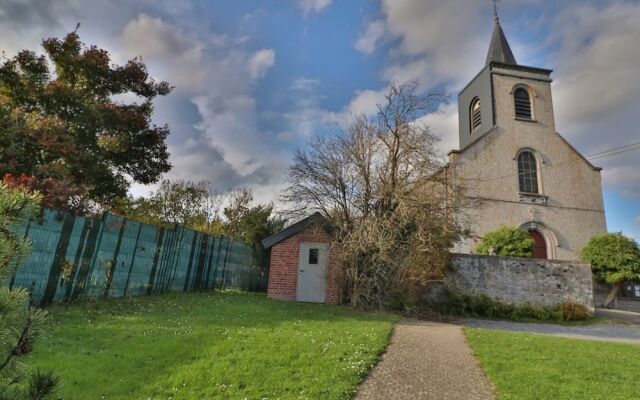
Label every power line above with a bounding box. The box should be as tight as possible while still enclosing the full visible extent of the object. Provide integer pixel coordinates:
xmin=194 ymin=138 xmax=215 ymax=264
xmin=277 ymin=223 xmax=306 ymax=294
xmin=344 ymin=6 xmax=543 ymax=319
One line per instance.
xmin=585 ymin=140 xmax=640 ymax=158
xmin=454 ymin=138 xmax=640 ymax=183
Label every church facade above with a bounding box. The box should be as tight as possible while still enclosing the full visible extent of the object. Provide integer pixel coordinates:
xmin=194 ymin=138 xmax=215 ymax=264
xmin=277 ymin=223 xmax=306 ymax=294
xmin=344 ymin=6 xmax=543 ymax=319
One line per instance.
xmin=447 ymin=17 xmax=607 ymax=261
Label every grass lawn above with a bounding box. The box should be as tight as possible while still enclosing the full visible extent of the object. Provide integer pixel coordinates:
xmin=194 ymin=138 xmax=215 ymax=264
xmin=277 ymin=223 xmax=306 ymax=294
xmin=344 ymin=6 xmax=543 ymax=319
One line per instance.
xmin=31 ymin=291 xmax=398 ymax=399
xmin=465 ymin=328 xmax=640 ymax=400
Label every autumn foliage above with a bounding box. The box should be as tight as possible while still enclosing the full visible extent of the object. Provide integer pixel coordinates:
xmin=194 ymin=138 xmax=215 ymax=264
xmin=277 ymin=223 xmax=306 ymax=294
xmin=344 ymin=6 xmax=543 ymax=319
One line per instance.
xmin=0 ymin=30 xmax=172 ymax=212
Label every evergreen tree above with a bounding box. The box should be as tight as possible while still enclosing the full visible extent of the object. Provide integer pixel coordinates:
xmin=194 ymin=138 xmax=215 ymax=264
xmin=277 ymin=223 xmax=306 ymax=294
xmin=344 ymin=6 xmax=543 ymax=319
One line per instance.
xmin=0 ymin=183 xmax=58 ymax=399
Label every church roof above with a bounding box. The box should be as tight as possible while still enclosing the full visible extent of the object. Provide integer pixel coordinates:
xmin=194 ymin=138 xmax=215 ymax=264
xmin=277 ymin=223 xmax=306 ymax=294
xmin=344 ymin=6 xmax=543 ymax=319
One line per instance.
xmin=485 ymin=18 xmax=517 ymax=66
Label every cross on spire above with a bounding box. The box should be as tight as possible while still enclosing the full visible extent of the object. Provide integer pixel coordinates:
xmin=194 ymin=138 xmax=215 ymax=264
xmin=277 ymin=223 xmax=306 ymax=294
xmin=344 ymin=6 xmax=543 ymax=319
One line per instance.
xmin=492 ymin=0 xmax=500 ymax=22
xmin=485 ymin=0 xmax=517 ymax=65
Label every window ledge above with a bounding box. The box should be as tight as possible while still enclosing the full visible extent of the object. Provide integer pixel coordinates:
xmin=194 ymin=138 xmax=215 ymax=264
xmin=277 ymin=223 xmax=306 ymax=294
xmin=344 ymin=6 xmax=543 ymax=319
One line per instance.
xmin=515 ymin=117 xmax=537 ymax=123
xmin=518 ymin=192 xmax=548 ymax=205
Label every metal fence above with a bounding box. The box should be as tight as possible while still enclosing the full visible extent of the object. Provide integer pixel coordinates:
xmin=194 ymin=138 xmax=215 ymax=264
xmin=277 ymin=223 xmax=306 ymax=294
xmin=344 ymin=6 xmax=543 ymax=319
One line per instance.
xmin=9 ymin=208 xmax=266 ymax=306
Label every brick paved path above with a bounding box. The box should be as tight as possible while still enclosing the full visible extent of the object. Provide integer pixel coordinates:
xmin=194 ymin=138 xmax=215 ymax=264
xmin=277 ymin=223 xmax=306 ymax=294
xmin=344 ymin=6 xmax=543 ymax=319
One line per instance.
xmin=356 ymin=320 xmax=495 ymax=400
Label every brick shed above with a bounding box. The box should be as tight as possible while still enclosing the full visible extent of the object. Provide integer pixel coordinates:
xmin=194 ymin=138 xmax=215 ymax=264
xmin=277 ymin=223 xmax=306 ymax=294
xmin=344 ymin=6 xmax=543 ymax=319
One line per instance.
xmin=261 ymin=213 xmax=340 ymax=304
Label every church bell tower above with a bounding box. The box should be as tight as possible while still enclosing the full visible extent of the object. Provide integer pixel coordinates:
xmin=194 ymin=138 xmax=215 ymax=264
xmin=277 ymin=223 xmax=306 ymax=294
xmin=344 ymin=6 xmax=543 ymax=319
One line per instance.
xmin=457 ymin=13 xmax=555 ymax=150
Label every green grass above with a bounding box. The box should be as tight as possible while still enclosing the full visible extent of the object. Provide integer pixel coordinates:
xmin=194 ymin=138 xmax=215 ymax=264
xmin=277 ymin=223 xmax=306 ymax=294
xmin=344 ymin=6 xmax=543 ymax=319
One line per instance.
xmin=465 ymin=328 xmax=640 ymax=400
xmin=31 ymin=291 xmax=398 ymax=399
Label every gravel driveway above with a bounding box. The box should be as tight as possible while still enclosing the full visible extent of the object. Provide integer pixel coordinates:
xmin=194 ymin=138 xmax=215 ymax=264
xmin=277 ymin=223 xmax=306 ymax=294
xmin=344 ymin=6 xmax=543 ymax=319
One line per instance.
xmin=462 ymin=318 xmax=640 ymax=344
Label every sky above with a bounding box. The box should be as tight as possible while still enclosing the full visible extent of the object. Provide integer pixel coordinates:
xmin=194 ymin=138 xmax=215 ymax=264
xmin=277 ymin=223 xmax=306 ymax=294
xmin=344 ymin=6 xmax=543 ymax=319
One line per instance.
xmin=1 ymin=0 xmax=639 ymax=238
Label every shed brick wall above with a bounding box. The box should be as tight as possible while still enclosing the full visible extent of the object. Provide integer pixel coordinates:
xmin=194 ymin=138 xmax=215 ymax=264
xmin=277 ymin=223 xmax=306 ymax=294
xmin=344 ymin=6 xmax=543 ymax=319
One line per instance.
xmin=267 ymin=225 xmax=340 ymax=304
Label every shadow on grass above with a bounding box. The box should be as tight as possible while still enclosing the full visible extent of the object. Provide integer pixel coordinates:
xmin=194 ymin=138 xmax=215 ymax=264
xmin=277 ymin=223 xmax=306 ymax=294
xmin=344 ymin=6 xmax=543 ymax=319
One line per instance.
xmin=34 ymin=291 xmax=398 ymax=400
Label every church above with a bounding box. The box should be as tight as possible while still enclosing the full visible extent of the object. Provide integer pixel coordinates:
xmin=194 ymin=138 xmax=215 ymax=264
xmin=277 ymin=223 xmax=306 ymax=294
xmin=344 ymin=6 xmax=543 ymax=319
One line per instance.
xmin=447 ymin=15 xmax=607 ymax=261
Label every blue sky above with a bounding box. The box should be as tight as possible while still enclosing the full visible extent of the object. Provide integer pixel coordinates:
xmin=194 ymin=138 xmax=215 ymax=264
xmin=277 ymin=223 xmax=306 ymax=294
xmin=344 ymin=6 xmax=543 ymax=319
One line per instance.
xmin=1 ymin=0 xmax=639 ymax=238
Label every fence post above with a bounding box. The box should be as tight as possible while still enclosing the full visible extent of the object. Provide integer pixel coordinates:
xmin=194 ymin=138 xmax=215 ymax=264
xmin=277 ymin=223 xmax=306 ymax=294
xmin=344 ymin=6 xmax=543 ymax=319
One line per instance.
xmin=123 ymin=222 xmax=143 ymax=297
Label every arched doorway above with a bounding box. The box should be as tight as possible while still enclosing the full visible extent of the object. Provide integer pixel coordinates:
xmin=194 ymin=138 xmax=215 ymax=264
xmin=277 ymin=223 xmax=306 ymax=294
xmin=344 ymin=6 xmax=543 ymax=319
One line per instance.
xmin=528 ymin=230 xmax=547 ymax=259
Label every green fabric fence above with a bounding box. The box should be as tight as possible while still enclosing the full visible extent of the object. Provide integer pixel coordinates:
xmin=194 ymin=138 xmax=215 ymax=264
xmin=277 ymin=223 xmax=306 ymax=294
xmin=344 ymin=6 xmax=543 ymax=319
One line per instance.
xmin=9 ymin=208 xmax=267 ymax=306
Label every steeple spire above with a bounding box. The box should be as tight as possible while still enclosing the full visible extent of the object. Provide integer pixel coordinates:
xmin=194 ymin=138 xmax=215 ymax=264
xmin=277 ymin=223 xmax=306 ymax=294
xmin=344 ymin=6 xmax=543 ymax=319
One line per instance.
xmin=485 ymin=2 xmax=517 ymax=66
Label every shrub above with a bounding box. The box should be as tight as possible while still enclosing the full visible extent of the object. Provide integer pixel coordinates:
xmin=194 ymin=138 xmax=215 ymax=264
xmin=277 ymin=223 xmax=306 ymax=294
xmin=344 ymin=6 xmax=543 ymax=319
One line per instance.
xmin=560 ymin=302 xmax=592 ymax=321
xmin=476 ymin=226 xmax=534 ymax=257
xmin=581 ymin=233 xmax=640 ymax=307
xmin=434 ymin=291 xmax=591 ymax=322
xmin=581 ymin=233 xmax=640 ymax=284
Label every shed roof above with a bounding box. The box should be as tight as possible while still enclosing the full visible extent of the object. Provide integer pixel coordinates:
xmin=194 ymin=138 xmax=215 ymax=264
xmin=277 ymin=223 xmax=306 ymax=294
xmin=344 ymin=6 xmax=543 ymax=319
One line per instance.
xmin=261 ymin=212 xmax=327 ymax=248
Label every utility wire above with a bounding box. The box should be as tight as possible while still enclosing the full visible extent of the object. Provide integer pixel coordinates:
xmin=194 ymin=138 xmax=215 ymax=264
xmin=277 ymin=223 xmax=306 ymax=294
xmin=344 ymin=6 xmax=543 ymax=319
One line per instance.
xmin=454 ymin=138 xmax=640 ymax=183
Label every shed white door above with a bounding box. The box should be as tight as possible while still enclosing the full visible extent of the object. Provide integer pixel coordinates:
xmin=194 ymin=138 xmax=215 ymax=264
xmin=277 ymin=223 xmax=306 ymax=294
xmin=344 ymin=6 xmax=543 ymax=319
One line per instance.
xmin=296 ymin=243 xmax=328 ymax=303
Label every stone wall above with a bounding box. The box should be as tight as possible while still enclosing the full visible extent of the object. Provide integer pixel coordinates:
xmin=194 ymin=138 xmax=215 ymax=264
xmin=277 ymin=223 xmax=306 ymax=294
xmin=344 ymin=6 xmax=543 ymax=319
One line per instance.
xmin=448 ymin=254 xmax=594 ymax=310
xmin=593 ymin=282 xmax=640 ymax=313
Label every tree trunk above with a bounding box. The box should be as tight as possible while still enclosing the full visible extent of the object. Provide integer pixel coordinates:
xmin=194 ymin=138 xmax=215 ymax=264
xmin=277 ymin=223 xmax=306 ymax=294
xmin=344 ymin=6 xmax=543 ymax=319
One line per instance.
xmin=603 ymin=282 xmax=622 ymax=308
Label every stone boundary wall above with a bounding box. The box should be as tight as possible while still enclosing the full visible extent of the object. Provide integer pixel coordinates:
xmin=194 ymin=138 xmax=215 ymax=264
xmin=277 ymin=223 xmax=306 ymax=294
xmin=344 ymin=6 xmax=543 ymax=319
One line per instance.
xmin=448 ymin=254 xmax=594 ymax=310
xmin=593 ymin=282 xmax=640 ymax=313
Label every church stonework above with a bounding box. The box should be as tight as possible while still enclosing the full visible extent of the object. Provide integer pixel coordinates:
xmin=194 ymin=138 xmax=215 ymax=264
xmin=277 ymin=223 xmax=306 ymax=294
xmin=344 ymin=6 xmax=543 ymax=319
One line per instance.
xmin=448 ymin=17 xmax=607 ymax=261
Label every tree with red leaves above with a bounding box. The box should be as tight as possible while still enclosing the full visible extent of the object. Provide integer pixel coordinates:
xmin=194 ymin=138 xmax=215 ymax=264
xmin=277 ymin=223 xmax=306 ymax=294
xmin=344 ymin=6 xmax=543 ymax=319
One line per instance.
xmin=0 ymin=29 xmax=172 ymax=212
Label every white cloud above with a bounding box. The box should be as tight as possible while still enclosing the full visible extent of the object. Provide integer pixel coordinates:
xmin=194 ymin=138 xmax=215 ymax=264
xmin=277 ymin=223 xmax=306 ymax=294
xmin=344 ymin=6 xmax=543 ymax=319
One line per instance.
xmin=297 ymin=0 xmax=332 ymax=16
xmin=355 ymin=20 xmax=386 ymax=55
xmin=550 ymin=1 xmax=640 ymax=198
xmin=552 ymin=3 xmax=640 ymax=125
xmin=121 ymin=14 xmax=284 ymax=198
xmin=248 ymin=48 xmax=276 ymax=80
xmin=291 ymin=77 xmax=320 ymax=91
xmin=346 ymin=89 xmax=387 ymax=117
xmin=379 ymin=0 xmax=488 ymax=88
xmin=122 ymin=14 xmax=207 ymax=90
xmin=0 ymin=2 xmax=286 ymax=204
xmin=417 ymin=102 xmax=459 ymax=157
xmin=352 ymin=0 xmax=640 ymax=198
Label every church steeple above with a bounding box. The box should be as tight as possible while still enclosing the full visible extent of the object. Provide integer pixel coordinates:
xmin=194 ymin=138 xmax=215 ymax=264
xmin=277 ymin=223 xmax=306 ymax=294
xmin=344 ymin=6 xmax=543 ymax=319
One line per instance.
xmin=485 ymin=15 xmax=517 ymax=65
xmin=456 ymin=3 xmax=553 ymax=150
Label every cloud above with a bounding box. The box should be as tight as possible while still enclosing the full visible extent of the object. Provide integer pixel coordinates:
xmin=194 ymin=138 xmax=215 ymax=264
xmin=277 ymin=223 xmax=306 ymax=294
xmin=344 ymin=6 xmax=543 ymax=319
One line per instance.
xmin=345 ymin=89 xmax=387 ymax=117
xmin=417 ymin=103 xmax=459 ymax=157
xmin=0 ymin=0 xmax=83 ymax=56
xmin=291 ymin=77 xmax=320 ymax=91
xmin=377 ymin=0 xmax=488 ymax=88
xmin=355 ymin=20 xmax=386 ymax=54
xmin=120 ymin=13 xmax=284 ymax=200
xmin=122 ymin=14 xmax=208 ymax=90
xmin=352 ymin=0 xmax=640 ymax=198
xmin=248 ymin=48 xmax=276 ymax=80
xmin=550 ymin=1 xmax=640 ymax=198
xmin=297 ymin=0 xmax=332 ymax=16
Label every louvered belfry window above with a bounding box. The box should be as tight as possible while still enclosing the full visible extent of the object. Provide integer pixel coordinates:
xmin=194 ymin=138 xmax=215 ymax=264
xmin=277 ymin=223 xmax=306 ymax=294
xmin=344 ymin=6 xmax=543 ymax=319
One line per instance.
xmin=514 ymin=88 xmax=532 ymax=119
xmin=518 ymin=151 xmax=539 ymax=194
xmin=470 ymin=97 xmax=481 ymax=132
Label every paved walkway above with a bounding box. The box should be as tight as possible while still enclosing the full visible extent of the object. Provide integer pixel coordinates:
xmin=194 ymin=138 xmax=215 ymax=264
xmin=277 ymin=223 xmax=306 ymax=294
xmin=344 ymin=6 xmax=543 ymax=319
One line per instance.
xmin=356 ymin=320 xmax=495 ymax=400
xmin=462 ymin=318 xmax=640 ymax=344
xmin=595 ymin=308 xmax=640 ymax=325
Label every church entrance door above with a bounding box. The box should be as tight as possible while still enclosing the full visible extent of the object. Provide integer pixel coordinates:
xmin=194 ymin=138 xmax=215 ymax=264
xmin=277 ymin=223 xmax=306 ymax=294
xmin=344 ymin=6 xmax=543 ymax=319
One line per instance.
xmin=528 ymin=230 xmax=547 ymax=259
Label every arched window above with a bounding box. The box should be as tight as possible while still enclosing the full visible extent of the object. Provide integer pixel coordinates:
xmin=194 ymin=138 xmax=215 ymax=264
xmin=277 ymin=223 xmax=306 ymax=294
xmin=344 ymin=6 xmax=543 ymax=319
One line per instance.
xmin=470 ymin=97 xmax=481 ymax=132
xmin=514 ymin=88 xmax=532 ymax=119
xmin=517 ymin=151 xmax=539 ymax=193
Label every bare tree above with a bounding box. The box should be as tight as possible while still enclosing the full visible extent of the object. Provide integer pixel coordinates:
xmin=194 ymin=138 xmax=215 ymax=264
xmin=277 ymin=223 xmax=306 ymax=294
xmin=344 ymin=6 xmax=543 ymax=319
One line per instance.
xmin=285 ymin=82 xmax=471 ymax=309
